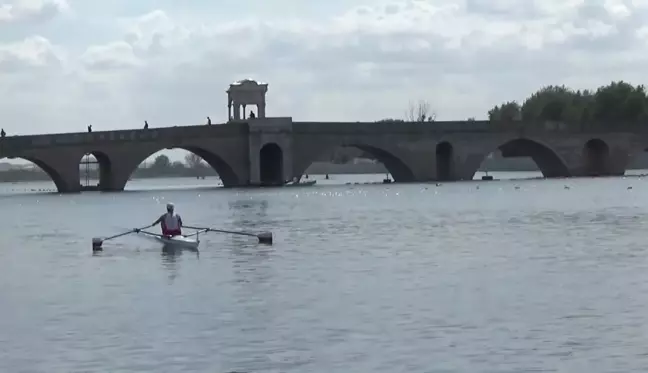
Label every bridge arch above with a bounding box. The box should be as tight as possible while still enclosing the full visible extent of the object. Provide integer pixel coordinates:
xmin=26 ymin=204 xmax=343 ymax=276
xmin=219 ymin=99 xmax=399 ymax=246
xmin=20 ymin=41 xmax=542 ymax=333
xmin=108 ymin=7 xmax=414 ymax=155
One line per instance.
xmin=470 ymin=138 xmax=570 ymax=179
xmin=259 ymin=143 xmax=284 ymax=185
xmin=0 ymin=156 xmax=68 ymax=193
xmin=120 ymin=146 xmax=241 ymax=189
xmin=582 ymin=138 xmax=610 ymax=176
xmin=295 ymin=143 xmax=415 ymax=182
xmin=436 ymin=141 xmax=454 ymax=181
xmin=78 ymin=151 xmax=112 ymax=190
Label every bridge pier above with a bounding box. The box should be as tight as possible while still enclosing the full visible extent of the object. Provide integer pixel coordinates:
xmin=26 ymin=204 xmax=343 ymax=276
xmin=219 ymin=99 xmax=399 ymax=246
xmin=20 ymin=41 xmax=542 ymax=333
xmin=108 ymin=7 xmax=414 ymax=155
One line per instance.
xmin=53 ymin=162 xmax=82 ymax=193
xmin=248 ymin=118 xmax=294 ymax=185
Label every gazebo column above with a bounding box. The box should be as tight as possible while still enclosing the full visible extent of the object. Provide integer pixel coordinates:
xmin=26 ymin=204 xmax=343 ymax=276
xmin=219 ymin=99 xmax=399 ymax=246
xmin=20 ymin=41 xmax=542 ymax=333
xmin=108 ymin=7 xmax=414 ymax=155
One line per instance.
xmin=233 ymin=101 xmax=241 ymax=120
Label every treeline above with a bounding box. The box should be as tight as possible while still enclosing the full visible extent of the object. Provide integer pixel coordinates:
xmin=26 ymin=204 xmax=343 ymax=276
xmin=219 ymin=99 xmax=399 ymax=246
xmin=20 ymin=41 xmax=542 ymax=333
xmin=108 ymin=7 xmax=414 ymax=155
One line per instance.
xmin=0 ymin=154 xmax=217 ymax=183
xmin=134 ymin=154 xmax=216 ymax=178
xmin=373 ymin=81 xmax=648 ymax=126
xmin=488 ymin=81 xmax=648 ymax=126
xmin=0 ymin=169 xmax=51 ymax=182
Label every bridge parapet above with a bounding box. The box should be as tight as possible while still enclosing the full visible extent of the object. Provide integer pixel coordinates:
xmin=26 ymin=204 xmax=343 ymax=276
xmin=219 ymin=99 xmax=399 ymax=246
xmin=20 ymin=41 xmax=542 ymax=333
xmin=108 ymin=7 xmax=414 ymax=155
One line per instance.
xmin=292 ymin=120 xmax=648 ymax=134
xmin=0 ymin=122 xmax=248 ymax=153
xmin=292 ymin=120 xmax=492 ymax=134
xmin=248 ymin=117 xmax=293 ymax=133
xmin=488 ymin=120 xmax=648 ymax=133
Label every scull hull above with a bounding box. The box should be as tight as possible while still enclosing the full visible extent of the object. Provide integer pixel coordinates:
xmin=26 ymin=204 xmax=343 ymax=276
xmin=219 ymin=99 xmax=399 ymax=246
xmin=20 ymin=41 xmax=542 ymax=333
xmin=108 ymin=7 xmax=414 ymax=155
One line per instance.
xmin=152 ymin=234 xmax=200 ymax=249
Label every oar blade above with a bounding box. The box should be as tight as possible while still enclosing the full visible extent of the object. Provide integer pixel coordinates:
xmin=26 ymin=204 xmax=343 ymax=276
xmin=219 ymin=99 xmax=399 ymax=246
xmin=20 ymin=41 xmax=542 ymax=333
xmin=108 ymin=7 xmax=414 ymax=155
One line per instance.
xmin=90 ymin=225 xmax=150 ymax=252
xmin=257 ymin=232 xmax=273 ymax=245
xmin=92 ymin=237 xmax=104 ymax=251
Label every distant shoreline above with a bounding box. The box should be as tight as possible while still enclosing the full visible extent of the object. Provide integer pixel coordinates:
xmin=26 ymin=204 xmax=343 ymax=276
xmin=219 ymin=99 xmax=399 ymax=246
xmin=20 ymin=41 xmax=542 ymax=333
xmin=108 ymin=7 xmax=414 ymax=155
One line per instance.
xmin=1 ymin=158 xmax=648 ymax=184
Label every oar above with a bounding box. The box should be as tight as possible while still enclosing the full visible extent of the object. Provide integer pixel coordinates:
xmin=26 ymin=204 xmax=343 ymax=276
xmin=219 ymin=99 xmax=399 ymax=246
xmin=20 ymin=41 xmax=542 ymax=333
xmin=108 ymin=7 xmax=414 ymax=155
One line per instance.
xmin=92 ymin=225 xmax=152 ymax=251
xmin=184 ymin=225 xmax=273 ymax=245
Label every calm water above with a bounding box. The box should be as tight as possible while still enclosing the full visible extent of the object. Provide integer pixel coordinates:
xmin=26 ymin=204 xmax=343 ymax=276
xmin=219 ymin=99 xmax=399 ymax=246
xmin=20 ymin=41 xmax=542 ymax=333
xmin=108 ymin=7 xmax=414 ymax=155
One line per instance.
xmin=3 ymin=172 xmax=648 ymax=372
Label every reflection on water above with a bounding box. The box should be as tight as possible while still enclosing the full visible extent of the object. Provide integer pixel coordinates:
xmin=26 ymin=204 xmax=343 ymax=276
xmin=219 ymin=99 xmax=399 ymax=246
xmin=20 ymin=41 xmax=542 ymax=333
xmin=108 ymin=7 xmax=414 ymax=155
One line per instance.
xmin=160 ymin=245 xmax=199 ymax=283
xmin=229 ymin=198 xmax=270 ymax=231
xmin=4 ymin=173 xmax=648 ymax=372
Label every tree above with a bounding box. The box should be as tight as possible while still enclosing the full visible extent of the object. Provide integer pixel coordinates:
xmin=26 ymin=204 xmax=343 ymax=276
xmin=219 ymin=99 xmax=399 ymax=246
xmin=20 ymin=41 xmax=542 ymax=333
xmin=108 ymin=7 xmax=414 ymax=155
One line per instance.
xmin=376 ymin=101 xmax=436 ymax=123
xmin=151 ymin=154 xmax=171 ymax=169
xmin=488 ymin=81 xmax=648 ymax=127
xmin=405 ymin=100 xmax=436 ymax=122
xmin=184 ymin=153 xmax=204 ymax=169
xmin=488 ymin=101 xmax=521 ymax=121
xmin=520 ymin=85 xmax=577 ymax=122
xmin=592 ymin=81 xmax=648 ymax=123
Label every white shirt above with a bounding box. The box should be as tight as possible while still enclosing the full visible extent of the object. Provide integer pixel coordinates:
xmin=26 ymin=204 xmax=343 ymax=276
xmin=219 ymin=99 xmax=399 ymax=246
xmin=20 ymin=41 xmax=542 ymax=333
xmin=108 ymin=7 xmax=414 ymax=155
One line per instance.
xmin=161 ymin=212 xmax=182 ymax=230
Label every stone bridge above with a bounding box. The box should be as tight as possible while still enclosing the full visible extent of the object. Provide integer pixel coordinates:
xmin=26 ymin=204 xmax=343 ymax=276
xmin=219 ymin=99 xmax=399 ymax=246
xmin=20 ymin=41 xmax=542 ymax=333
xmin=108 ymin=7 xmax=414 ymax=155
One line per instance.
xmin=1 ymin=117 xmax=647 ymax=193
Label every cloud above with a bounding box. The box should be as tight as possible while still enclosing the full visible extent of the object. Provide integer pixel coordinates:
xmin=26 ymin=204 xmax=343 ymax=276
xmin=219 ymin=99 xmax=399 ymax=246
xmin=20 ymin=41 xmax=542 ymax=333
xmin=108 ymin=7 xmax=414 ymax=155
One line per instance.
xmin=0 ymin=0 xmax=68 ymax=24
xmin=0 ymin=35 xmax=64 ymax=73
xmin=2 ymin=0 xmax=648 ymax=136
xmin=81 ymin=41 xmax=141 ymax=71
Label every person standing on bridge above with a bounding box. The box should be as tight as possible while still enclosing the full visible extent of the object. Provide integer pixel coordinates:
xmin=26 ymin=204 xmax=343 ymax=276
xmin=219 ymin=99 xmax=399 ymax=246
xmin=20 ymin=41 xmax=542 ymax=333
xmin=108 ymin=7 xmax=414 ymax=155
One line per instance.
xmin=150 ymin=203 xmax=183 ymax=237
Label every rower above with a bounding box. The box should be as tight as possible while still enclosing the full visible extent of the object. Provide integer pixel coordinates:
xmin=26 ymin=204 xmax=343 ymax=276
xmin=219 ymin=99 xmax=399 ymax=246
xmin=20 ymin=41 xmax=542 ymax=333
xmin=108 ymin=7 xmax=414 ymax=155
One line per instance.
xmin=151 ymin=203 xmax=183 ymax=237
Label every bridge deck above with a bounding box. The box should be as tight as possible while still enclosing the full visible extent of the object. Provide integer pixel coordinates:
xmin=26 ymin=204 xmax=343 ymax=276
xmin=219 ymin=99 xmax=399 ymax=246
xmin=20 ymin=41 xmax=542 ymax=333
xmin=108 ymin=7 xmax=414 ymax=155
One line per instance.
xmin=0 ymin=123 xmax=249 ymax=151
xmin=0 ymin=119 xmax=644 ymax=152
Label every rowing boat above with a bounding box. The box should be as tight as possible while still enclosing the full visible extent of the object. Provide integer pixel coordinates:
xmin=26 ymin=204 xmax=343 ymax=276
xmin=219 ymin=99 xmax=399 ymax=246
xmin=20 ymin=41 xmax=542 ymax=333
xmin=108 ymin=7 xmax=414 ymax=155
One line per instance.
xmin=92 ymin=225 xmax=272 ymax=252
xmin=139 ymin=230 xmax=201 ymax=250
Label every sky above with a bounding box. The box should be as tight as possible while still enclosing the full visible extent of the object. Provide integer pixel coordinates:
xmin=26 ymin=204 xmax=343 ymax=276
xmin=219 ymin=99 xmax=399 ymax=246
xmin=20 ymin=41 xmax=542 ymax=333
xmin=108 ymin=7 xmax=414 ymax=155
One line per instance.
xmin=1 ymin=0 xmax=648 ymax=137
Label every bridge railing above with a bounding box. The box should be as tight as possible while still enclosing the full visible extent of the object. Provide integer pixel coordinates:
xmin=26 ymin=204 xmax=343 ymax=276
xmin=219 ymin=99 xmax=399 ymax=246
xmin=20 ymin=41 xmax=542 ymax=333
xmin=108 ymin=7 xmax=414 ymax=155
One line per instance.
xmin=292 ymin=120 xmax=648 ymax=134
xmin=291 ymin=120 xmax=494 ymax=133
xmin=487 ymin=120 xmax=648 ymax=133
xmin=0 ymin=122 xmax=249 ymax=151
